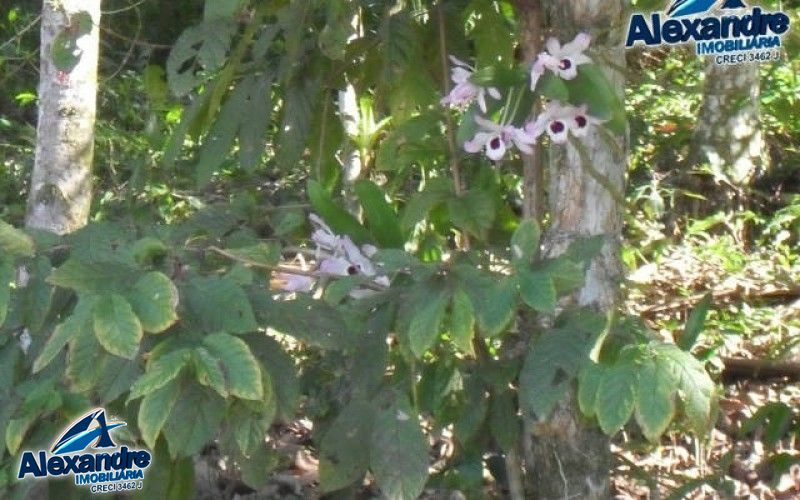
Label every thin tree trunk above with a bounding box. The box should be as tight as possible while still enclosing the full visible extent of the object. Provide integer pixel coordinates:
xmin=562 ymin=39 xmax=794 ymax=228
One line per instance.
xmin=26 ymin=0 xmax=101 ymax=234
xmin=518 ymin=1 xmax=629 ymax=498
xmin=690 ymin=57 xmax=763 ymax=222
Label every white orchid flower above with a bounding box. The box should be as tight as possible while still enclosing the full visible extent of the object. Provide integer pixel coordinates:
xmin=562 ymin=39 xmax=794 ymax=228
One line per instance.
xmin=441 ymin=56 xmax=501 ymax=113
xmin=465 ymin=115 xmax=538 ymax=161
xmin=530 ymin=33 xmax=592 ymax=90
xmin=274 ymin=273 xmax=315 ymax=293
xmin=525 ymin=101 xmax=606 ymax=144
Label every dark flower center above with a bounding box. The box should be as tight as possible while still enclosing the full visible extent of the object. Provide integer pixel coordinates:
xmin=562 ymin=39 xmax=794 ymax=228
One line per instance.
xmin=347 ymin=265 xmax=359 ymax=275
xmin=489 ymin=137 xmax=502 ymax=150
xmin=550 ymin=121 xmax=565 ymax=134
xmin=559 ymin=58 xmax=572 ymax=70
xmin=575 ymin=115 xmax=587 ymax=128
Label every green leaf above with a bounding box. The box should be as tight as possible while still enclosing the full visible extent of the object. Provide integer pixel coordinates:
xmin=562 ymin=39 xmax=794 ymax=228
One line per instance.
xmin=307 ymin=180 xmax=371 ymax=244
xmin=535 ymin=71 xmax=570 ymax=101
xmin=0 ymin=220 xmax=34 ymax=257
xmin=577 ymin=363 xmax=605 ymax=418
xmin=6 ymin=416 xmax=34 ymax=455
xmin=229 ymin=397 xmax=276 ymax=456
xmin=319 ymin=399 xmax=375 ymax=492
xmin=518 ymin=269 xmax=556 ymax=313
xmin=654 ymin=344 xmax=716 ymax=435
xmin=184 ymin=275 xmax=257 ymax=334
xmin=202 ymin=332 xmax=264 ymax=400
xmin=0 ymin=257 xmax=13 ymax=327
xmin=166 ymin=20 xmax=236 ymax=97
xmin=370 ymin=397 xmax=428 ymax=500
xmin=400 ymin=178 xmax=453 ymax=231
xmin=449 ymin=288 xmax=475 ymax=355
xmin=489 ymin=390 xmax=520 ymax=453
xmin=519 ymin=320 xmax=601 ymax=419
xmin=510 ymin=219 xmax=541 ymax=268
xmin=458 ymin=270 xmax=517 ymax=337
xmin=407 ymin=285 xmax=449 ymax=357
xmin=127 ymin=272 xmax=179 ymax=334
xmin=595 ymin=360 xmax=638 ymax=435
xmin=33 ymin=299 xmax=94 ymax=373
xmin=138 ymin=377 xmax=182 ymax=449
xmin=677 ymin=293 xmax=713 ymax=351
xmin=240 ymin=333 xmax=299 ymax=420
xmin=67 ymin=328 xmax=104 ymax=391
xmin=163 ymin=382 xmax=226 ymax=458
xmin=204 ymin=0 xmax=245 ymax=20
xmin=128 ymin=348 xmax=192 ymax=401
xmin=93 ymin=294 xmax=143 ymax=359
xmin=276 ymin=75 xmax=318 ymax=168
xmin=635 ymin=359 xmax=676 ymax=442
xmin=47 ymin=258 xmax=138 ymax=294
xmin=355 ymin=180 xmax=404 ymax=248
xmin=237 ymin=75 xmax=272 ymax=172
xmin=257 ymin=295 xmax=356 ymax=350
xmin=192 ymin=347 xmax=228 ymax=397
xmin=448 ymin=190 xmax=496 ymax=239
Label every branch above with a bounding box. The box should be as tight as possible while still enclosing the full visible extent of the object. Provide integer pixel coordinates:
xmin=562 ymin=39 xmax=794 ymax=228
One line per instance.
xmin=638 ymin=286 xmax=800 ymax=316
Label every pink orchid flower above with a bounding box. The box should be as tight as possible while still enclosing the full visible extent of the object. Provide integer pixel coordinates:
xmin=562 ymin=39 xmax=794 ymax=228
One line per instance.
xmin=441 ymin=56 xmax=502 ymax=113
xmin=530 ymin=33 xmax=592 ymax=91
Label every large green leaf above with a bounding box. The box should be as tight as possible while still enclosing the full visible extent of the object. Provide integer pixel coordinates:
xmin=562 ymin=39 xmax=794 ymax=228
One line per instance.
xmin=319 ymin=399 xmax=375 ymax=492
xmin=128 ymin=348 xmax=192 ymax=401
xmin=407 ymin=285 xmax=449 ymax=357
xmin=166 ymin=20 xmax=236 ymax=97
xmin=257 ymin=294 xmax=356 ymax=350
xmin=595 ymin=359 xmax=638 ymax=435
xmin=355 ymin=180 xmax=404 ymax=248
xmin=33 ymin=298 xmax=94 ymax=373
xmin=67 ymin=328 xmax=105 ymax=391
xmin=635 ymin=358 xmax=677 ymax=442
xmin=519 ymin=316 xmax=603 ymax=419
xmin=0 ymin=258 xmax=13 ymax=327
xmin=510 ymin=219 xmax=541 ymax=269
xmin=654 ymin=344 xmax=716 ymax=435
xmin=202 ymin=332 xmax=264 ymax=401
xmin=457 ymin=269 xmax=517 ymax=337
xmin=93 ymin=294 xmax=143 ymax=359
xmin=448 ymin=189 xmax=496 ymax=239
xmin=127 ymin=272 xmax=179 ymax=334
xmin=517 ymin=269 xmax=556 ymax=313
xmin=138 ymin=377 xmax=182 ymax=449
xmin=163 ymin=382 xmax=226 ymax=458
xmin=191 ymin=347 xmax=228 ymax=398
xmin=184 ymin=275 xmax=257 ymax=334
xmin=276 ymin=75 xmax=319 ymax=168
xmin=577 ymin=363 xmax=605 ymax=418
xmin=370 ymin=397 xmax=428 ymax=500
xmin=241 ymin=333 xmax=299 ymax=420
xmin=489 ymin=390 xmax=520 ymax=453
xmin=47 ymin=258 xmax=138 ymax=294
xmin=449 ymin=288 xmax=475 ymax=355
xmin=0 ymin=220 xmax=34 ymax=257
xmin=400 ymin=178 xmax=453 ymax=231
xmin=307 ymin=180 xmax=371 ymax=244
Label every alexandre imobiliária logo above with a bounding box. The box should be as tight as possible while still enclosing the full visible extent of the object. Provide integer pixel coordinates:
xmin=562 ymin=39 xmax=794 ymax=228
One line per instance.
xmin=625 ymin=0 xmax=791 ymax=65
xmin=17 ymin=409 xmax=152 ymax=494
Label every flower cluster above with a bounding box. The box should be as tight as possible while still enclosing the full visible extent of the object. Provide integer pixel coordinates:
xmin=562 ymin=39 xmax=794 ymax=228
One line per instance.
xmin=442 ymin=32 xmax=604 ymax=161
xmin=274 ymin=214 xmax=389 ymax=298
xmin=440 ymin=56 xmax=501 ymax=113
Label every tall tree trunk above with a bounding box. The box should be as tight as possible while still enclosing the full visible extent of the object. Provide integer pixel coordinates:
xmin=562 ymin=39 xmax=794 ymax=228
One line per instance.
xmin=517 ymin=1 xmax=629 ymax=498
xmin=690 ymin=58 xmax=763 ymax=218
xmin=26 ymin=0 xmax=101 ymax=234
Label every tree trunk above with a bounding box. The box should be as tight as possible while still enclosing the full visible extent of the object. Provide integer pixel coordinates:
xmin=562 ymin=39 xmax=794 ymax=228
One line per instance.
xmin=690 ymin=57 xmax=763 ymax=218
xmin=26 ymin=0 xmax=101 ymax=234
xmin=518 ymin=1 xmax=629 ymax=498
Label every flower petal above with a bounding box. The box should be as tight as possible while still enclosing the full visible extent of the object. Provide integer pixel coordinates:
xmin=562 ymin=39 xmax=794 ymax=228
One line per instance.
xmin=464 ymin=132 xmax=491 ymax=153
xmin=474 ymin=115 xmax=503 ymax=132
xmin=546 ymin=37 xmax=562 ymax=56
xmin=562 ymin=32 xmax=591 ymax=55
xmin=487 ymin=87 xmax=502 ymax=100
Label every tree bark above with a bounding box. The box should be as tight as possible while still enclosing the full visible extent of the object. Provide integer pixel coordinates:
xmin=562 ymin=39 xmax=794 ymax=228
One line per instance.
xmin=689 ymin=57 xmax=763 ymax=219
xmin=26 ymin=0 xmax=101 ymax=234
xmin=518 ymin=1 xmax=629 ymax=498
